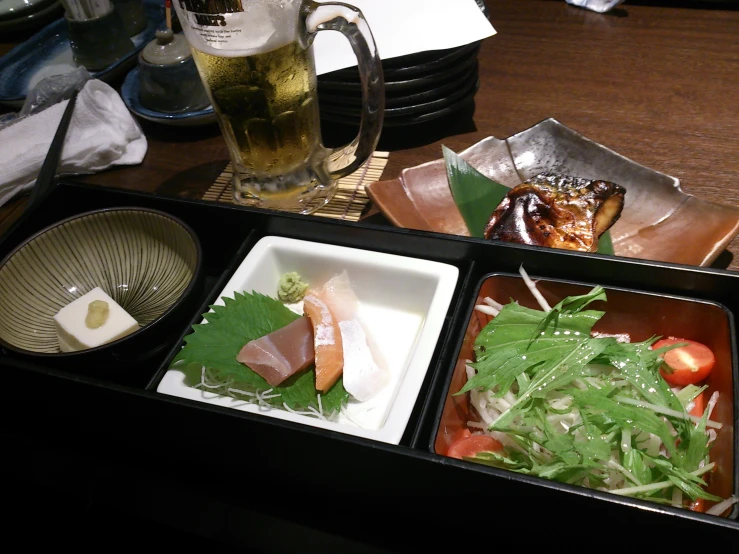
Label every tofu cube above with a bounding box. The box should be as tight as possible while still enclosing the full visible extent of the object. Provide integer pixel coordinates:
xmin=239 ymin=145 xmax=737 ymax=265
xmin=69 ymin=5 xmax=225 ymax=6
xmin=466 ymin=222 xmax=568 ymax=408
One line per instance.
xmin=54 ymin=287 xmax=139 ymax=352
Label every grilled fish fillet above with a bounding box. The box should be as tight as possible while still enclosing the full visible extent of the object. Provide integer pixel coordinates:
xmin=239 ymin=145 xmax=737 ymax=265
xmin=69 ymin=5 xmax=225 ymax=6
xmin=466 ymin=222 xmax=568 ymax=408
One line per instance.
xmin=483 ymin=172 xmax=625 ymax=252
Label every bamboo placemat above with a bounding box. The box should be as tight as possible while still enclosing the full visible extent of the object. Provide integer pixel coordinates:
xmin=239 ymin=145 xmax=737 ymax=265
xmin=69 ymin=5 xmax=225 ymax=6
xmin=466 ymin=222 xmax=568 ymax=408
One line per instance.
xmin=202 ymin=152 xmax=389 ymax=221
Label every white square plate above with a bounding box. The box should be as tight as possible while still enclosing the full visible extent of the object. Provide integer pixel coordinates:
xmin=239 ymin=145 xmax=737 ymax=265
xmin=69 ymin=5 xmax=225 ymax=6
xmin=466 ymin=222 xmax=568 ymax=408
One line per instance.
xmin=156 ymin=236 xmax=459 ymax=444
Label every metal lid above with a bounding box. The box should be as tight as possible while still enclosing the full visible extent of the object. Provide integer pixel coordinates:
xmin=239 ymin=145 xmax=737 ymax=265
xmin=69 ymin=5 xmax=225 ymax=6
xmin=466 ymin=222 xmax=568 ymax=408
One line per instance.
xmin=141 ymin=29 xmax=191 ymax=65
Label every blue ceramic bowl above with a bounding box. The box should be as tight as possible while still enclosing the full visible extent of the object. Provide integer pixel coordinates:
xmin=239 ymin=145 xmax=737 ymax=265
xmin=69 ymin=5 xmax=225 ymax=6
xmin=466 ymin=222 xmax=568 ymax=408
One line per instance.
xmin=137 ymin=53 xmax=210 ymax=114
xmin=122 ymin=66 xmax=216 ymax=126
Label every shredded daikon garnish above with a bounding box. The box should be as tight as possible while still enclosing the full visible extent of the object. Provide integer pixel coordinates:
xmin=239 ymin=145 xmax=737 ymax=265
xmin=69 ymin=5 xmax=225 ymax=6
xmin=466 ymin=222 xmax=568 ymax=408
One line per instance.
xmin=483 ymin=297 xmax=504 ymax=310
xmin=196 ymin=366 xmax=228 ymax=389
xmin=192 ymin=365 xmax=355 ymax=415
xmin=706 ymin=495 xmax=739 ymax=516
xmin=225 ymin=387 xmax=256 ymax=398
xmin=306 ymin=406 xmax=327 ymax=420
xmin=467 ymin=421 xmax=487 ymax=429
xmin=459 ymin=271 xmax=728 ymax=512
xmin=474 ymin=304 xmax=499 ymax=316
xmin=194 ymin=365 xmax=339 ymax=420
xmin=282 ymin=402 xmax=315 ymax=416
xmin=518 ymin=265 xmax=551 ymax=311
xmin=706 ymin=391 xmax=720 ymax=420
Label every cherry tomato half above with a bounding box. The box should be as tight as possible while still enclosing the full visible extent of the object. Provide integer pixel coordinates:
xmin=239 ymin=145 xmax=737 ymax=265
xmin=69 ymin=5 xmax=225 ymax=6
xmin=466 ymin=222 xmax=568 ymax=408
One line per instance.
xmin=689 ymin=391 xmax=706 ymax=418
xmin=446 ymin=430 xmax=503 ymax=460
xmin=689 ymin=498 xmax=705 ymax=513
xmin=653 ymin=337 xmax=715 ymax=386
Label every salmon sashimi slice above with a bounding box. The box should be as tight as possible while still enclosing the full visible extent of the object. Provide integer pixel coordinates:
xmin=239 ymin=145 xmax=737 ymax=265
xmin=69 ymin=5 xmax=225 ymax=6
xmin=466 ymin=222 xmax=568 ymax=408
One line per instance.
xmin=320 ymin=271 xmax=389 ymax=402
xmin=236 ymin=316 xmax=315 ymax=387
xmin=303 ymin=291 xmax=344 ymax=393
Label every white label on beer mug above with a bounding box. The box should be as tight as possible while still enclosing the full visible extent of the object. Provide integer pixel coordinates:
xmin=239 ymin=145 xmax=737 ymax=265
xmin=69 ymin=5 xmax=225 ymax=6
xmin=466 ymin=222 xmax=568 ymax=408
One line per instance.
xmin=175 ymin=0 xmax=299 ymax=57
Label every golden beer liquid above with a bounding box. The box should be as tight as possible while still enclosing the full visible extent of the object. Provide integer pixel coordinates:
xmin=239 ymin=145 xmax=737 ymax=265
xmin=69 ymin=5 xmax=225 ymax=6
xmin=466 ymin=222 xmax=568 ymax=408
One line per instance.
xmin=191 ymin=41 xmax=330 ymax=207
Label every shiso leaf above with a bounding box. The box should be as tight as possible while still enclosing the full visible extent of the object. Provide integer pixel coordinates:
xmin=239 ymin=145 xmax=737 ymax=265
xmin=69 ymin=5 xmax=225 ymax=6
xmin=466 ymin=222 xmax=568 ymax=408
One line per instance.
xmin=172 ymin=291 xmax=349 ymax=413
xmin=597 ymin=230 xmax=614 ymax=255
xmin=442 ymin=145 xmax=510 ymax=238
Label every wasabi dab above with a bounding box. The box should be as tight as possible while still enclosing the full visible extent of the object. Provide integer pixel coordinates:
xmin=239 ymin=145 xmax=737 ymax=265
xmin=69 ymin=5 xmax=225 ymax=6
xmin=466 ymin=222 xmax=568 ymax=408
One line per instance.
xmin=278 ymin=272 xmax=308 ymax=303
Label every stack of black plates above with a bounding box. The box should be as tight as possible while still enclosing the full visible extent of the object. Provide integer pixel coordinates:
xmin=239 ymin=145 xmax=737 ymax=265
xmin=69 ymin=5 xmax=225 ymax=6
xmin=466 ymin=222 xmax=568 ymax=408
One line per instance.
xmin=317 ymin=41 xmax=481 ymax=128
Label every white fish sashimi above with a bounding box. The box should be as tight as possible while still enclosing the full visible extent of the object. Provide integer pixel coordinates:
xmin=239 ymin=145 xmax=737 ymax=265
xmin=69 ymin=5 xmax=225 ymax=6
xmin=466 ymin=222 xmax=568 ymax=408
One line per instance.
xmin=320 ymin=271 xmax=389 ymax=401
xmin=339 ymin=319 xmax=389 ymax=402
xmin=320 ymin=270 xmax=358 ymax=320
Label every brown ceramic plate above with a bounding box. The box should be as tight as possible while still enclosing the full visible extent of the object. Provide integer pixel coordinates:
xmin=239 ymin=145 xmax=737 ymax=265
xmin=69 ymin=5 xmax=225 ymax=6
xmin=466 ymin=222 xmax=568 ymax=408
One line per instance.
xmin=366 ymin=118 xmax=739 ymax=267
xmin=432 ymin=272 xmax=737 ymax=517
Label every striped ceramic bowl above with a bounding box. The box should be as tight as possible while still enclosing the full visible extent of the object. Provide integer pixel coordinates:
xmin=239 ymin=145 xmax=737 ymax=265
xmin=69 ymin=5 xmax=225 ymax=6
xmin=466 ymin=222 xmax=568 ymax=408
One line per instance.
xmin=0 ymin=207 xmax=201 ymax=357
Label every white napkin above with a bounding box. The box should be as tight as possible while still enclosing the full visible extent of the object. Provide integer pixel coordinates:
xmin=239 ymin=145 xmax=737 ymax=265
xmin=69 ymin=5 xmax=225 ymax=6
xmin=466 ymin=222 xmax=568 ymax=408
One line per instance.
xmin=0 ymin=79 xmax=147 ymax=208
xmin=313 ymin=0 xmax=496 ymax=75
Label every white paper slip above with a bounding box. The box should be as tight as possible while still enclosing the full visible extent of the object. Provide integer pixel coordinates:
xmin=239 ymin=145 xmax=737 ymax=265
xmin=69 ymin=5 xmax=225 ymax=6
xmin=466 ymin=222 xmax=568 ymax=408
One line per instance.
xmin=313 ymin=0 xmax=496 ymax=75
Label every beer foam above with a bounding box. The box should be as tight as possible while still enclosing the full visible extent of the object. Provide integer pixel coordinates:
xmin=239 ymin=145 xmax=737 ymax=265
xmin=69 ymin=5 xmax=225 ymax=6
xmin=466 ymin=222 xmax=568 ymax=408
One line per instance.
xmin=306 ymin=5 xmax=360 ymax=33
xmin=177 ymin=0 xmax=299 ymax=57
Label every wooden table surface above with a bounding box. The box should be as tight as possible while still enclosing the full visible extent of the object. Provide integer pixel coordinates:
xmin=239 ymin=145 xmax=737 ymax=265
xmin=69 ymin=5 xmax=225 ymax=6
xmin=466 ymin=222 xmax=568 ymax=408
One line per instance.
xmin=2 ymin=0 xmax=739 ymax=267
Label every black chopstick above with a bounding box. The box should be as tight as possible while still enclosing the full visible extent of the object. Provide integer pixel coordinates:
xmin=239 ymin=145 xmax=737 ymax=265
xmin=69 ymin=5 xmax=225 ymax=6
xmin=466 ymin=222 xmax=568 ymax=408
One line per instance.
xmin=26 ymin=89 xmax=79 ymax=214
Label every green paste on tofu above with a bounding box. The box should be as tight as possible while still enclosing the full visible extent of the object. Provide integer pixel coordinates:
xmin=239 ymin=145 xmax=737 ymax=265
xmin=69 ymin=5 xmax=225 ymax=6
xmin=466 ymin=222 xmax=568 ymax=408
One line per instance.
xmin=277 ymin=272 xmax=309 ymax=303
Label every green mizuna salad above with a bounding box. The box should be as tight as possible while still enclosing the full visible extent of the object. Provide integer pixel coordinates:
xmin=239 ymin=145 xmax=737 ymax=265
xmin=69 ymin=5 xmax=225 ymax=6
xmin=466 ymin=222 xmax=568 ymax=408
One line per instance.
xmin=449 ymin=267 xmax=738 ymax=516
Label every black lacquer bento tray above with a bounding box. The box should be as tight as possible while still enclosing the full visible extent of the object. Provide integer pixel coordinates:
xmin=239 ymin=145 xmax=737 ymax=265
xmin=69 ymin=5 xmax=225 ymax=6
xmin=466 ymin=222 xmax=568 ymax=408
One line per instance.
xmin=2 ymin=180 xmax=739 ymax=549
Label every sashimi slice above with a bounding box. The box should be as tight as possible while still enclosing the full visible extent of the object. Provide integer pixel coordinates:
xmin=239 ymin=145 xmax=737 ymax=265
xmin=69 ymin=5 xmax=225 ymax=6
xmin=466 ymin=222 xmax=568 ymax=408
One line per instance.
xmin=303 ymin=291 xmax=344 ymax=393
xmin=236 ymin=316 xmax=314 ymax=387
xmin=320 ymin=270 xmax=358 ymax=321
xmin=319 ymin=271 xmax=389 ymax=402
xmin=338 ymin=319 xmax=390 ymax=402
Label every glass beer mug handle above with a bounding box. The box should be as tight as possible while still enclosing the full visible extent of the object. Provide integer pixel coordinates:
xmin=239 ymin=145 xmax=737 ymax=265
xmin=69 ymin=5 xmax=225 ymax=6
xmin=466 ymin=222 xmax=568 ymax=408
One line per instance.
xmin=303 ymin=1 xmax=384 ymax=180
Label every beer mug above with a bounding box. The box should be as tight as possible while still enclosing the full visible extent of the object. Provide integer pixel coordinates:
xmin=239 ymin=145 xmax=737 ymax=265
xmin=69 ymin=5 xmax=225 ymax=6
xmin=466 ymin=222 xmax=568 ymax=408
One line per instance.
xmin=172 ymin=0 xmax=385 ymax=214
